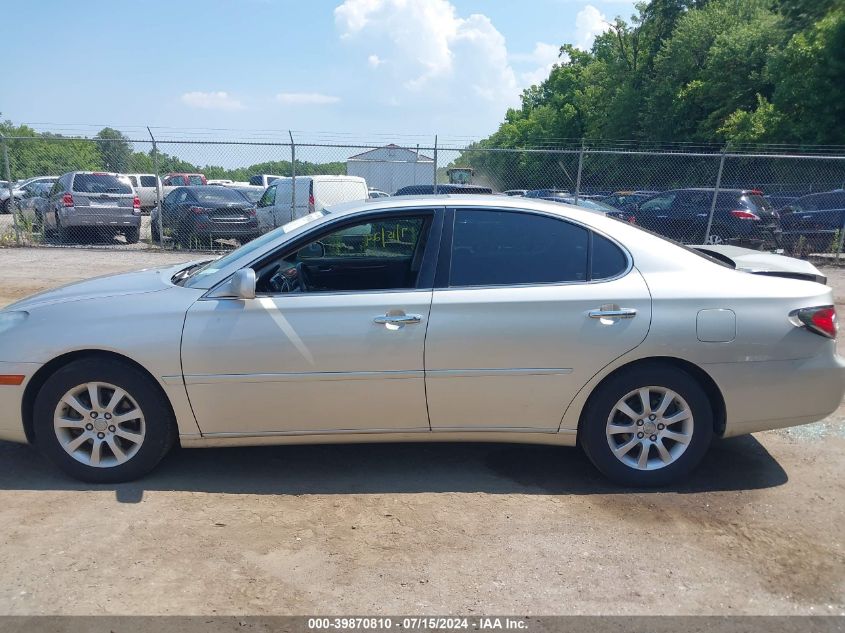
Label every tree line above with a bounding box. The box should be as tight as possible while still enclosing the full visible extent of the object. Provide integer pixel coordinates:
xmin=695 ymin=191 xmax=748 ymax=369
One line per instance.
xmin=0 ymin=122 xmax=345 ymax=182
xmin=457 ymin=0 xmax=845 ymax=190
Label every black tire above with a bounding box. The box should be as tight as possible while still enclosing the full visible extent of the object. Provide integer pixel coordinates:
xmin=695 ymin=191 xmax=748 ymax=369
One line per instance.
xmin=579 ymin=363 xmax=713 ymax=487
xmin=56 ymin=217 xmax=71 ymax=244
xmin=33 ymin=357 xmax=176 ymax=483
xmin=125 ymin=226 xmax=140 ymax=244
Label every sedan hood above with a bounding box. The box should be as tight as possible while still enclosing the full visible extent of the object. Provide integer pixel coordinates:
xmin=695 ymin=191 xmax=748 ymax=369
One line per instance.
xmin=692 ymin=245 xmax=827 ymax=285
xmin=3 ymin=261 xmax=202 ymax=312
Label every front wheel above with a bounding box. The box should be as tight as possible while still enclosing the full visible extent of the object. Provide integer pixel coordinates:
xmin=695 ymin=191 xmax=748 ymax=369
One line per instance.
xmin=579 ymin=364 xmax=713 ymax=487
xmin=33 ymin=357 xmax=176 ymax=483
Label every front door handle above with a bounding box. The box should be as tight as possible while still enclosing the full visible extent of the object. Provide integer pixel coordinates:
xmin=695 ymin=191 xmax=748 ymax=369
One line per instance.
xmin=373 ymin=313 xmax=422 ymax=326
xmin=588 ymin=307 xmax=637 ymax=319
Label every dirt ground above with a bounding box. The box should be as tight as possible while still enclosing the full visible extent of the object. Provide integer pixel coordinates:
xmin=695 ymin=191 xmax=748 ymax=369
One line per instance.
xmin=0 ymin=246 xmax=843 ymax=616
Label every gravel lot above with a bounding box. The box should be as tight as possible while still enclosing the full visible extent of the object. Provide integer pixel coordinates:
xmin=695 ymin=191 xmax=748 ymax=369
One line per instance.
xmin=0 ymin=246 xmax=843 ymax=616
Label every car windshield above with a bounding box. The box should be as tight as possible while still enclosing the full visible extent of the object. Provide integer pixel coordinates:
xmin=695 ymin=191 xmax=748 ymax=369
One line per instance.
xmin=180 ymin=210 xmax=329 ymax=286
xmin=193 ymin=188 xmax=248 ymax=204
xmin=72 ymin=174 xmax=132 ymax=194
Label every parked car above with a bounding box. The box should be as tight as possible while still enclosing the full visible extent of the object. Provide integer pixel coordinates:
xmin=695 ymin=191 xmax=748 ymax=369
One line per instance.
xmin=1 ymin=176 xmax=58 ymax=213
xmin=503 ymin=189 xmax=528 ymax=197
xmin=163 ymin=173 xmax=207 ymax=187
xmin=121 ymin=173 xmax=161 ymax=211
xmin=249 ymin=174 xmax=282 ymax=187
xmin=779 ymin=190 xmax=845 ymax=254
xmin=255 ymin=175 xmax=369 ymax=232
xmin=765 ymin=194 xmax=800 ymax=210
xmin=393 ymin=184 xmax=493 ymax=195
xmin=524 ymin=188 xmax=569 ymax=199
xmin=1 ymin=195 xmax=841 ymax=486
xmin=150 ymin=186 xmax=258 ymax=247
xmin=630 ymin=188 xmax=779 ymax=246
xmin=16 ymin=181 xmax=52 ymax=227
xmin=43 ymin=172 xmax=141 ymax=243
xmin=545 ymin=196 xmax=629 ymax=216
xmin=601 ymin=191 xmax=660 ymax=212
xmin=369 ymin=189 xmax=390 ymax=199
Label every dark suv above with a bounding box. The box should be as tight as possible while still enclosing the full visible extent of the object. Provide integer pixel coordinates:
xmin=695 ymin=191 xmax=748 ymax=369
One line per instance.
xmin=779 ymin=190 xmax=845 ymax=253
xmin=631 ymin=188 xmax=779 ymax=245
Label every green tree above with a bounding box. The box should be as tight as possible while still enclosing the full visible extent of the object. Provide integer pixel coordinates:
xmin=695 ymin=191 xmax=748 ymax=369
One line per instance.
xmin=95 ymin=127 xmax=132 ymax=172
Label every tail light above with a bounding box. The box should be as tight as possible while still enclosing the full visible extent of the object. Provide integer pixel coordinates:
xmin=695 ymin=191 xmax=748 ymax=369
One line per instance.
xmin=730 ymin=209 xmax=760 ymax=220
xmin=308 ymin=193 xmax=315 ymax=213
xmin=133 ymin=196 xmax=141 ymax=211
xmin=627 ymin=215 xmax=637 ymax=224
xmin=791 ymin=305 xmax=838 ymax=339
xmin=62 ymin=193 xmax=73 ymax=207
xmin=247 ymin=208 xmax=256 ymax=218
xmin=189 ymin=206 xmax=208 ymax=215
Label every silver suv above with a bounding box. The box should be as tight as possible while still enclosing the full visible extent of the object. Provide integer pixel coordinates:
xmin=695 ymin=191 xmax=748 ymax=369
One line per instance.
xmin=46 ymin=172 xmax=141 ymax=243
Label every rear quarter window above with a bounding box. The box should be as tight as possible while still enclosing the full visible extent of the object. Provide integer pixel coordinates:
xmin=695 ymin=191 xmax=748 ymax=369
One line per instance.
xmin=591 ymin=233 xmax=628 ymax=280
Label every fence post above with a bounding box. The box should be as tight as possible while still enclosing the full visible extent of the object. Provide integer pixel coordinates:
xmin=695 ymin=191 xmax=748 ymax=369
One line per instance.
xmin=704 ymin=151 xmax=726 ymax=245
xmin=433 ymin=135 xmax=438 ymax=195
xmin=574 ymin=139 xmax=585 ymax=204
xmin=0 ymin=133 xmax=20 ymax=245
xmin=289 ymin=130 xmax=296 ymax=223
xmin=147 ymin=127 xmax=165 ymax=249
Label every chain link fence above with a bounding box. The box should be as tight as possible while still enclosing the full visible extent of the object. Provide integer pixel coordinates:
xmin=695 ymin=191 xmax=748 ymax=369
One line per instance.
xmin=2 ymin=133 xmax=844 ymax=256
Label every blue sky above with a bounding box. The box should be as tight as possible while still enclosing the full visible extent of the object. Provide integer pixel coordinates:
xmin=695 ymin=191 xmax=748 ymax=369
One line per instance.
xmin=5 ymin=0 xmax=637 ymax=142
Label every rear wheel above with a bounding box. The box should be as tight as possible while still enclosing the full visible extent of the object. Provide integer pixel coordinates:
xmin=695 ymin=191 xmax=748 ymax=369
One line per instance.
xmin=125 ymin=226 xmax=139 ymax=244
xmin=580 ymin=363 xmax=713 ymax=486
xmin=33 ymin=357 xmax=176 ymax=483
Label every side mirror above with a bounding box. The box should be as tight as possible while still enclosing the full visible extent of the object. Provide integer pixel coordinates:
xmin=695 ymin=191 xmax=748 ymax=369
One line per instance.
xmin=231 ymin=268 xmax=256 ymax=299
xmin=209 ymin=268 xmax=256 ymax=300
xmin=298 ymin=241 xmax=325 ymax=259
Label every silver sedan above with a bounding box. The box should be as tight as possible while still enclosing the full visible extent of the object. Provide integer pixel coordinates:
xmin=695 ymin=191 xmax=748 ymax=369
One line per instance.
xmin=0 ymin=195 xmax=842 ymax=486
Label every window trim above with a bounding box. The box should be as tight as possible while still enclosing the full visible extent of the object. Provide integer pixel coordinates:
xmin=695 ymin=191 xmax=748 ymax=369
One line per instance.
xmin=435 ymin=205 xmax=632 ymax=291
xmin=205 ymin=206 xmax=445 ymax=299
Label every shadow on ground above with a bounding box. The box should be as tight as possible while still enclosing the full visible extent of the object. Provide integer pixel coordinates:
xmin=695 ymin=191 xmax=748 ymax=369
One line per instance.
xmin=0 ymin=434 xmax=787 ymax=503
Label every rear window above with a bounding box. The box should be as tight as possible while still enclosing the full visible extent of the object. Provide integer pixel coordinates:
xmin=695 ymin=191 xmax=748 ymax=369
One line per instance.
xmin=72 ymin=174 xmax=132 ymax=194
xmin=188 ymin=175 xmax=205 ymax=186
xmin=743 ymin=194 xmax=773 ymax=212
xmin=193 ymin=188 xmax=248 ymax=204
xmin=140 ymin=176 xmax=157 ymax=187
xmin=233 ymin=188 xmax=262 ymax=203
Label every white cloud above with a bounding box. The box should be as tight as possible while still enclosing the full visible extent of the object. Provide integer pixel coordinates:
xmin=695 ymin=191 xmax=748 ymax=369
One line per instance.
xmin=367 ymin=54 xmax=383 ymax=67
xmin=180 ymin=91 xmax=244 ymax=111
xmin=517 ymin=41 xmax=562 ymax=86
xmin=574 ymin=4 xmax=609 ymax=50
xmin=334 ymin=0 xmax=518 ymax=104
xmin=275 ymin=92 xmax=340 ymax=105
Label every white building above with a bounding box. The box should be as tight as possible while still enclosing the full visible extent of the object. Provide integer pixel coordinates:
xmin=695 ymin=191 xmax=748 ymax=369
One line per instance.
xmin=347 ymin=144 xmax=435 ymax=194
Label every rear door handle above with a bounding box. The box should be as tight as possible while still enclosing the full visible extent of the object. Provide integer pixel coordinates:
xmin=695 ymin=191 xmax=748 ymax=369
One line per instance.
xmin=373 ymin=314 xmax=422 ymax=326
xmin=588 ymin=308 xmax=637 ymax=319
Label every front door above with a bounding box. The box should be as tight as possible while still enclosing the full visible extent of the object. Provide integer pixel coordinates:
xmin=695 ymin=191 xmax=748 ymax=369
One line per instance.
xmin=181 ymin=210 xmax=440 ymax=436
xmin=424 ymin=208 xmax=651 ymax=431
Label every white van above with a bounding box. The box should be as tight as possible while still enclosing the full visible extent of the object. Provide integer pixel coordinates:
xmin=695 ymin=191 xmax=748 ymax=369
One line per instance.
xmin=256 ymin=175 xmax=369 ymax=232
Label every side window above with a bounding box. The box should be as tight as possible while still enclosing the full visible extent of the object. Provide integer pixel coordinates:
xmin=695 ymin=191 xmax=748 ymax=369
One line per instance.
xmin=258 ymin=184 xmax=276 ymax=208
xmin=449 ymin=209 xmax=588 ymax=287
xmin=256 ymin=215 xmax=430 ymax=294
xmin=140 ymin=176 xmax=157 ymax=187
xmin=249 ymin=175 xmax=262 ymax=186
xmin=188 ymin=175 xmax=204 ymax=186
xmin=640 ymin=193 xmax=676 ymax=212
xmin=591 ymin=233 xmax=628 ymax=280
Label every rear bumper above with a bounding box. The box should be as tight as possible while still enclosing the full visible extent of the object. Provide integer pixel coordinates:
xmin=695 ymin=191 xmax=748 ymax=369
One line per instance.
xmin=61 ymin=210 xmax=141 ymax=228
xmin=707 ymin=350 xmax=845 ymax=437
xmin=0 ymin=361 xmax=41 ymax=444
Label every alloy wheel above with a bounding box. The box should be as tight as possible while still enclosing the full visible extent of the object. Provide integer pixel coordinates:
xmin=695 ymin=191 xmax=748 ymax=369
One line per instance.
xmin=53 ymin=382 xmax=146 ymax=468
xmin=605 ymin=386 xmax=694 ymax=471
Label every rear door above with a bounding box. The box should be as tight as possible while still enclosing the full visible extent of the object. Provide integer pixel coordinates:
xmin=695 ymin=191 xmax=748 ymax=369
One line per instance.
xmin=425 ymin=207 xmax=651 ymax=431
